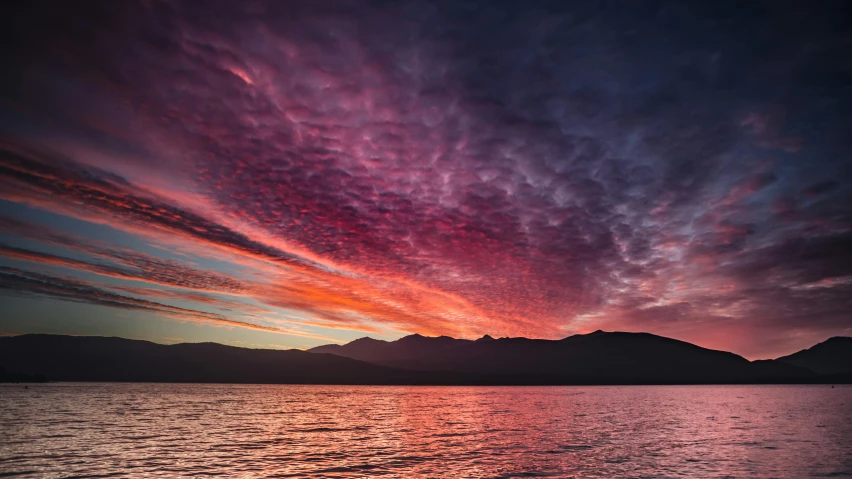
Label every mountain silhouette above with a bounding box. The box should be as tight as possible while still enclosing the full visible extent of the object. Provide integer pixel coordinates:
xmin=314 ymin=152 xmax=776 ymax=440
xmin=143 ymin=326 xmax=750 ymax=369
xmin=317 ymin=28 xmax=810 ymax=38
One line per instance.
xmin=0 ymin=334 xmax=445 ymax=384
xmin=310 ymin=330 xmax=815 ymax=384
xmin=776 ymin=337 xmax=852 ymax=375
xmin=1 ymin=331 xmax=846 ymax=385
xmin=309 ymin=334 xmax=475 ymax=364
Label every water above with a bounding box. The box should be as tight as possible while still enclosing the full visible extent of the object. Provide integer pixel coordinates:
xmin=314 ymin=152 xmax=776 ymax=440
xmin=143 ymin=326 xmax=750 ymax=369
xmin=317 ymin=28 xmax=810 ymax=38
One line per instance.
xmin=1 ymin=384 xmax=850 ymax=478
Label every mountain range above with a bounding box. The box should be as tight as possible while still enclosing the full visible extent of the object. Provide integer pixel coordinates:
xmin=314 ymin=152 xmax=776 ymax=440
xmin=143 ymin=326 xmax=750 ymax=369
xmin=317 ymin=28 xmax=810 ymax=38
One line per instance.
xmin=309 ymin=331 xmax=849 ymax=384
xmin=1 ymin=331 xmax=850 ymax=385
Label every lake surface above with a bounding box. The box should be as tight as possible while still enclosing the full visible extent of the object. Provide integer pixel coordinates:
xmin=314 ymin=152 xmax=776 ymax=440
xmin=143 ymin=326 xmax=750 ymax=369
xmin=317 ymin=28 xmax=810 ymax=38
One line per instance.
xmin=1 ymin=384 xmax=850 ymax=478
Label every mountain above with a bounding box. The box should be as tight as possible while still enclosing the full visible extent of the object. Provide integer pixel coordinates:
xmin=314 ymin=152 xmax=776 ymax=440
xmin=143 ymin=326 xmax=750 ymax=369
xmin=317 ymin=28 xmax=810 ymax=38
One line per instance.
xmin=310 ymin=334 xmax=474 ymax=364
xmin=311 ymin=330 xmax=816 ymax=384
xmin=2 ymin=332 xmax=843 ymax=385
xmin=776 ymin=337 xmax=852 ymax=375
xmin=0 ymin=334 xmax=450 ymax=385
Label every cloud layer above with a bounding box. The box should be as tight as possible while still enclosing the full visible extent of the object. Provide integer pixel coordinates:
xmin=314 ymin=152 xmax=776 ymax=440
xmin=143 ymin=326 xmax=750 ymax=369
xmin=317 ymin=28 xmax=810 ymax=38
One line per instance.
xmin=1 ymin=0 xmax=850 ymax=357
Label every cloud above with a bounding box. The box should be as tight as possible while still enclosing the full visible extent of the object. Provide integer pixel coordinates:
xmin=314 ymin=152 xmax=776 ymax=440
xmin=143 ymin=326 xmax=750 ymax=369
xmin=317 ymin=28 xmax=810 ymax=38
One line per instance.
xmin=0 ymin=266 xmax=277 ymax=332
xmin=0 ymin=238 xmax=243 ymax=294
xmin=0 ymin=0 xmax=851 ymax=357
xmin=0 ymin=145 xmax=507 ymax=337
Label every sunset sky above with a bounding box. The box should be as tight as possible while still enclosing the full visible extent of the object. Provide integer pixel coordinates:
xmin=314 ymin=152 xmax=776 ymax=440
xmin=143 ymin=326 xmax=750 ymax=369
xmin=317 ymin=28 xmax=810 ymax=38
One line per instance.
xmin=1 ymin=1 xmax=850 ymax=359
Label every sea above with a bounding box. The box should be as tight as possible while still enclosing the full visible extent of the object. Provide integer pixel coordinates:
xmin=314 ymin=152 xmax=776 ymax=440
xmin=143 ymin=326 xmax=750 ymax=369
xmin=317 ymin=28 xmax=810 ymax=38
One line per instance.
xmin=1 ymin=384 xmax=850 ymax=478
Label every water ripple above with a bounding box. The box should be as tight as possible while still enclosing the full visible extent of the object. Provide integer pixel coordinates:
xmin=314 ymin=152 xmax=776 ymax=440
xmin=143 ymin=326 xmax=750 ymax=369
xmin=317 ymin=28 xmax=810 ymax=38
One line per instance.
xmin=1 ymin=384 xmax=850 ymax=478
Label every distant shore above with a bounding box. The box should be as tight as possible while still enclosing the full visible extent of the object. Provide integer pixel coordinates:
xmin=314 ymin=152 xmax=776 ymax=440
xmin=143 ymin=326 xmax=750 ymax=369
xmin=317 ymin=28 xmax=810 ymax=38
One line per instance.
xmin=3 ymin=333 xmax=850 ymax=386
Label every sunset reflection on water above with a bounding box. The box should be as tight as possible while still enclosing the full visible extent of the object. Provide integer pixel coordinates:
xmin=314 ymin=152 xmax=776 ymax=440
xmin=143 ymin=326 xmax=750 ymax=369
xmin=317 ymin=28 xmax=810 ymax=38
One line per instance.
xmin=1 ymin=384 xmax=850 ymax=478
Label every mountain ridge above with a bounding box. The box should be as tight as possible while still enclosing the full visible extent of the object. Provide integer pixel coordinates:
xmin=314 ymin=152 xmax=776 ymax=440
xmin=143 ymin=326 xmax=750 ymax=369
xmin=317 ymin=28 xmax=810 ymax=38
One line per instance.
xmin=775 ymin=336 xmax=852 ymax=375
xmin=1 ymin=331 xmax=848 ymax=385
xmin=0 ymin=334 xmax=446 ymax=385
xmin=310 ymin=330 xmax=852 ymax=383
xmin=310 ymin=330 xmax=809 ymax=383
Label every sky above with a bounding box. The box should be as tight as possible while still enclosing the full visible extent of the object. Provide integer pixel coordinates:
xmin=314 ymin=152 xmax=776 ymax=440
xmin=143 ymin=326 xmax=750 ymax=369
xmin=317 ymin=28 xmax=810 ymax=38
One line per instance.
xmin=0 ymin=1 xmax=850 ymax=359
